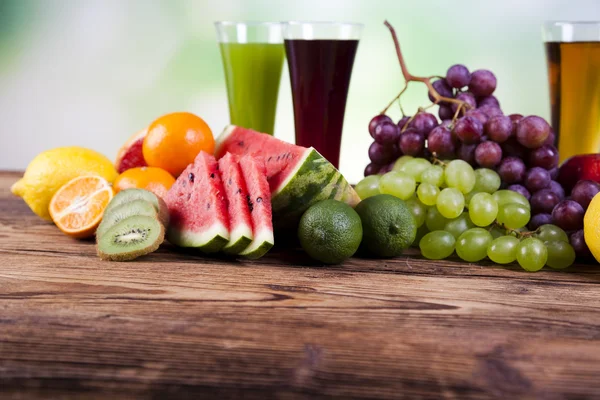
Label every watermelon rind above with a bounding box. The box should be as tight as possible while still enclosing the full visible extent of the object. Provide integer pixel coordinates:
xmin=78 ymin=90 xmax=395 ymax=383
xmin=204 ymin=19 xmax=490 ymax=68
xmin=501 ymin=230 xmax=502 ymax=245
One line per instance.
xmin=223 ymin=224 xmax=253 ymax=255
xmin=271 ymin=147 xmax=361 ymax=229
xmin=239 ymin=226 xmax=274 ymax=259
xmin=167 ymin=221 xmax=229 ymax=253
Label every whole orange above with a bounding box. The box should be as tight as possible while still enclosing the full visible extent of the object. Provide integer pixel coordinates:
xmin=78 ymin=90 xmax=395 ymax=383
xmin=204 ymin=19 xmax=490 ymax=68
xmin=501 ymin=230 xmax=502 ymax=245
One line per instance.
xmin=143 ymin=112 xmax=214 ymax=176
xmin=113 ymin=167 xmax=176 ymax=199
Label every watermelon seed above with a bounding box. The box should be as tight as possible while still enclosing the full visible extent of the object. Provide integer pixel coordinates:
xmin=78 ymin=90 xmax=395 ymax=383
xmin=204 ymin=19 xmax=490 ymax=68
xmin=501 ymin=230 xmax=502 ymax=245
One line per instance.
xmin=256 ymin=197 xmax=263 ymax=203
xmin=268 ymin=156 xmax=272 ymax=161
xmin=228 ymin=178 xmax=232 ymax=185
xmin=238 ymin=141 xmax=244 ymax=147
xmin=188 ymin=173 xmax=195 ymax=183
xmin=247 ymin=195 xmax=254 ymax=212
xmin=207 ymin=202 xmax=211 ymax=210
xmin=210 ymin=173 xmax=215 ymax=179
xmin=187 ymin=193 xmax=191 ymax=201
xmin=237 ymin=188 xmax=242 ymax=194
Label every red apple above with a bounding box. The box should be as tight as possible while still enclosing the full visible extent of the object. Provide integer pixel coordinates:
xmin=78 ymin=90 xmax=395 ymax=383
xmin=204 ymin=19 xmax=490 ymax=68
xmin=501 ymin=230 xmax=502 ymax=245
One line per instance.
xmin=558 ymin=153 xmax=600 ymax=194
xmin=115 ymin=128 xmax=147 ymax=174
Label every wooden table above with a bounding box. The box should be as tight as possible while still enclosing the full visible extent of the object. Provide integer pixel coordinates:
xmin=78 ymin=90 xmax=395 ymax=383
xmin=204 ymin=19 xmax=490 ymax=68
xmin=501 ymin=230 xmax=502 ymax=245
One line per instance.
xmin=1 ymin=171 xmax=599 ymax=399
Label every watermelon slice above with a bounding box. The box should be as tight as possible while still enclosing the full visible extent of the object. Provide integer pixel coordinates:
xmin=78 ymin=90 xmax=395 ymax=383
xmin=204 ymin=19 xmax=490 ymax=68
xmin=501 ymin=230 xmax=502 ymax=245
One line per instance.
xmin=215 ymin=125 xmax=360 ymax=228
xmin=165 ymin=151 xmax=230 ymax=252
xmin=238 ymin=155 xmax=274 ymax=259
xmin=218 ymin=153 xmax=253 ymax=254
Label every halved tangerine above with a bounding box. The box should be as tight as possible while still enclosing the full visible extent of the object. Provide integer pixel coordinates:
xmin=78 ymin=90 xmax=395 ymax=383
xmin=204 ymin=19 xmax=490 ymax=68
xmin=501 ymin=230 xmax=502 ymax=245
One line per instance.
xmin=49 ymin=176 xmax=114 ymax=239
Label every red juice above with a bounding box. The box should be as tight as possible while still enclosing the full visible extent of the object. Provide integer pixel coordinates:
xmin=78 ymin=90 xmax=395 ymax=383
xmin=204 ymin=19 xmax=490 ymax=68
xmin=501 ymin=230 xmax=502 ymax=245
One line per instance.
xmin=284 ymin=39 xmax=359 ymax=168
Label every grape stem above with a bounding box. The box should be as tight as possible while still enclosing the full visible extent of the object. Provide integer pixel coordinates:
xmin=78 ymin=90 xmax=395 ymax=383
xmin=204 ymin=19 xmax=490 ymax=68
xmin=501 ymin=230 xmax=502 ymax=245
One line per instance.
xmin=381 ymin=20 xmax=472 ymax=118
xmin=493 ymin=222 xmax=539 ymax=239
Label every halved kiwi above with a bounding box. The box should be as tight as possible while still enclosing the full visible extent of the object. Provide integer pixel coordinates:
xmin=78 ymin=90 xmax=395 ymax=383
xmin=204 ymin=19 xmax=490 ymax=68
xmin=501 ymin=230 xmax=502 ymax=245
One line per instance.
xmin=105 ymin=189 xmax=166 ymax=216
xmin=97 ymin=199 xmax=162 ymax=238
xmin=97 ymin=215 xmax=165 ymax=261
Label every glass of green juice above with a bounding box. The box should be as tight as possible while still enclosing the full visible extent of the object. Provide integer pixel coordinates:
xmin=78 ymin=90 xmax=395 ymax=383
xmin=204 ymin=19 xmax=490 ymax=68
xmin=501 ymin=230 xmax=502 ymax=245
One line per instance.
xmin=215 ymin=22 xmax=284 ymax=135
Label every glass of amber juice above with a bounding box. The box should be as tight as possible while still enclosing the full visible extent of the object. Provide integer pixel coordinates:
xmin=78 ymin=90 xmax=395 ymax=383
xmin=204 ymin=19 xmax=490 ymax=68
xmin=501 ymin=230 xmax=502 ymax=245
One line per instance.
xmin=544 ymin=21 xmax=600 ymax=162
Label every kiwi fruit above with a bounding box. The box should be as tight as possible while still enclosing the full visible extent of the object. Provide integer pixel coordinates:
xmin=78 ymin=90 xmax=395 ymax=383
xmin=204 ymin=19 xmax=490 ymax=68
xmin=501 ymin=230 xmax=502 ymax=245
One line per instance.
xmin=97 ymin=215 xmax=165 ymax=261
xmin=97 ymin=199 xmax=165 ymax=238
xmin=104 ymin=188 xmax=167 ymax=218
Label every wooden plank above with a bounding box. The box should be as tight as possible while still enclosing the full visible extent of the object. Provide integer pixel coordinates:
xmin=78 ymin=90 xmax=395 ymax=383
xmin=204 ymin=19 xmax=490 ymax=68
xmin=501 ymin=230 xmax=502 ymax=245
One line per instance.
xmin=1 ymin=171 xmax=599 ymax=399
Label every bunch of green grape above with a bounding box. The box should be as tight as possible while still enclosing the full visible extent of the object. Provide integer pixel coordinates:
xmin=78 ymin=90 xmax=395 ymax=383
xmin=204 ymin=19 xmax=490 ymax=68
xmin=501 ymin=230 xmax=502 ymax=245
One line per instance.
xmin=355 ymin=156 xmax=576 ymax=271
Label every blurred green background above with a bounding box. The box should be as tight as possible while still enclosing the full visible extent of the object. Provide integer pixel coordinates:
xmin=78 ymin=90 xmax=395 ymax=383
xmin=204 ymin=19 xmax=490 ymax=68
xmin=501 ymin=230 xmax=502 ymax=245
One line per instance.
xmin=1 ymin=0 xmax=599 ymax=183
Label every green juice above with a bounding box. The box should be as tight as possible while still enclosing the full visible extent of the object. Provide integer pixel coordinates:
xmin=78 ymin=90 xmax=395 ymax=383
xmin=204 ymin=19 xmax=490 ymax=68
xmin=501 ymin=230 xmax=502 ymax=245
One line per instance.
xmin=219 ymin=43 xmax=284 ymax=135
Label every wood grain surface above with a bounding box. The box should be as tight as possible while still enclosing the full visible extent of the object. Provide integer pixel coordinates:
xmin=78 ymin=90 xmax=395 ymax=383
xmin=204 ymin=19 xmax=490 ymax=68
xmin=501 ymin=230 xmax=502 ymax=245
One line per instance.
xmin=0 ymin=171 xmax=599 ymax=399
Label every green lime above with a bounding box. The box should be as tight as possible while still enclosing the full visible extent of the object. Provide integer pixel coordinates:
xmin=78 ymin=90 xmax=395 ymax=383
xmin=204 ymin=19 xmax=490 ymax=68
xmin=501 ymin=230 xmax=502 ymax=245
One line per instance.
xmin=355 ymin=194 xmax=417 ymax=257
xmin=298 ymin=200 xmax=363 ymax=264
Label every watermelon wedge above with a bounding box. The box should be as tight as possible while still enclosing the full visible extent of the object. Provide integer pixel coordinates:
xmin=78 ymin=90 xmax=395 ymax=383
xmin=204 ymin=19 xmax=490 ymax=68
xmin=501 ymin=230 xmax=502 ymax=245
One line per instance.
xmin=238 ymin=155 xmax=274 ymax=259
xmin=218 ymin=153 xmax=253 ymax=254
xmin=165 ymin=151 xmax=230 ymax=252
xmin=215 ymin=125 xmax=360 ymax=228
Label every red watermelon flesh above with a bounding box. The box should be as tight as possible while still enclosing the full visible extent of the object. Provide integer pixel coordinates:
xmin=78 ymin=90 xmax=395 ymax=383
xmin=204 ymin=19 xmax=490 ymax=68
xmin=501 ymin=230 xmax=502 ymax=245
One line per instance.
xmin=238 ymin=155 xmax=274 ymax=259
xmin=165 ymin=151 xmax=230 ymax=252
xmin=218 ymin=153 xmax=254 ymax=254
xmin=215 ymin=125 xmax=305 ymax=181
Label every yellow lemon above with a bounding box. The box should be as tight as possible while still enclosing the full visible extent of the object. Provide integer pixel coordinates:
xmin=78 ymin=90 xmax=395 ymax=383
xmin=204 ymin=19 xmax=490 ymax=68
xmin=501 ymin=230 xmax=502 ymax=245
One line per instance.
xmin=584 ymin=193 xmax=600 ymax=262
xmin=11 ymin=147 xmax=118 ymax=220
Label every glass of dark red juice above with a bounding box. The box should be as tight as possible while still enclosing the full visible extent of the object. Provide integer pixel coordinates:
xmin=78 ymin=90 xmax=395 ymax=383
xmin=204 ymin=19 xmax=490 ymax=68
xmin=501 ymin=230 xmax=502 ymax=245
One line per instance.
xmin=282 ymin=22 xmax=363 ymax=168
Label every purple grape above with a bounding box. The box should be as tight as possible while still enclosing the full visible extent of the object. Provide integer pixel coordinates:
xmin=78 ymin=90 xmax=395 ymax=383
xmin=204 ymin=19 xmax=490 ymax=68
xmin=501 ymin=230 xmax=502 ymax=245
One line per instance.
xmin=364 ymin=163 xmax=381 ymax=177
xmin=380 ymin=162 xmax=395 ymax=174
xmin=524 ymin=167 xmax=551 ymax=192
xmin=429 ymin=79 xmax=453 ymax=101
xmin=543 ymin=128 xmax=556 ymax=147
xmin=451 ymin=92 xmax=477 ymax=113
xmin=368 ymin=141 xmax=397 ymax=164
xmin=465 ymin=109 xmax=489 ymax=125
xmin=570 ymin=229 xmax=591 ymax=257
xmin=552 ymin=200 xmax=585 ymax=231
xmin=399 ymin=131 xmax=425 ymax=156
xmin=497 ymin=157 xmax=527 ymax=184
xmin=507 ymin=184 xmax=531 ymax=200
xmin=501 ymin=137 xmax=527 ymax=159
xmin=484 ymin=115 xmax=512 ymax=143
xmin=474 ymin=141 xmax=502 ymax=168
xmin=453 ymin=116 xmax=484 ymax=144
xmin=548 ymin=180 xmax=565 ymax=200
xmin=529 ymin=213 xmax=553 ymax=230
xmin=438 ymin=105 xmax=453 ymax=120
xmin=409 ymin=112 xmax=438 ymax=135
xmin=457 ymin=143 xmax=477 ymax=166
xmin=529 ymin=145 xmax=559 ymax=170
xmin=446 ymin=64 xmax=471 ymax=88
xmin=516 ymin=116 xmax=551 ymax=149
xmin=398 ymin=116 xmax=410 ymax=130
xmin=477 ymin=95 xmax=500 ymax=108
xmin=548 ymin=167 xmax=559 ymax=181
xmin=369 ymin=114 xmax=393 ymax=138
xmin=440 ymin=119 xmax=453 ymax=128
xmin=373 ymin=121 xmax=401 ymax=145
xmin=427 ymin=125 xmax=456 ymax=158
xmin=571 ymin=180 xmax=600 ymax=209
xmin=468 ymin=69 xmax=497 ymax=97
xmin=530 ymin=189 xmax=560 ymax=214
xmin=478 ymin=105 xmax=504 ymax=118
xmin=508 ymin=113 xmax=523 ymax=134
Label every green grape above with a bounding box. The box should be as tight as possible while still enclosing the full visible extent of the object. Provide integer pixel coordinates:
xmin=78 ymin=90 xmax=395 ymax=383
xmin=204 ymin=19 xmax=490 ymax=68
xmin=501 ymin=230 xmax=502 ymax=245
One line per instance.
xmin=412 ymin=224 xmax=430 ymax=248
xmin=398 ymin=158 xmax=432 ymax=182
xmin=444 ymin=212 xmax=475 ymax=239
xmin=405 ymin=196 xmax=427 ymax=228
xmin=464 ymin=190 xmax=480 ymax=205
xmin=379 ymin=171 xmax=416 ymax=200
xmin=419 ymin=230 xmax=456 ymax=260
xmin=393 ymin=155 xmax=414 ymax=171
xmin=487 ymin=235 xmax=520 ymax=264
xmin=468 ymin=193 xmax=499 ymax=227
xmin=492 ymin=190 xmax=530 ymax=209
xmin=355 ymin=175 xmax=381 ymax=200
xmin=473 ymin=168 xmax=501 ymax=194
xmin=417 ymin=182 xmax=440 ymax=206
xmin=421 ymin=165 xmax=445 ymax=187
xmin=545 ymin=240 xmax=576 ymax=269
xmin=490 ymin=225 xmax=507 ymax=239
xmin=436 ymin=188 xmax=465 ymax=219
xmin=426 ymin=207 xmax=451 ymax=231
xmin=456 ymin=228 xmax=493 ymax=262
xmin=496 ymin=203 xmax=530 ymax=229
xmin=516 ymin=237 xmax=548 ymax=272
xmin=444 ymin=160 xmax=476 ymax=194
xmin=536 ymin=224 xmax=569 ymax=243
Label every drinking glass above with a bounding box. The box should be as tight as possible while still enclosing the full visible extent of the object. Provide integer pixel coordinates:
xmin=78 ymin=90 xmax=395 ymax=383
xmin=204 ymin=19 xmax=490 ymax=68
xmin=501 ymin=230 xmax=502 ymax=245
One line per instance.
xmin=215 ymin=22 xmax=284 ymax=135
xmin=282 ymin=22 xmax=363 ymax=168
xmin=544 ymin=21 xmax=600 ymax=162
